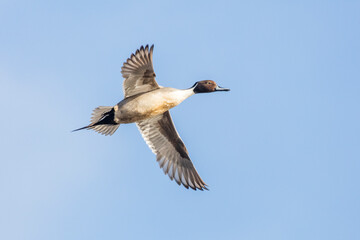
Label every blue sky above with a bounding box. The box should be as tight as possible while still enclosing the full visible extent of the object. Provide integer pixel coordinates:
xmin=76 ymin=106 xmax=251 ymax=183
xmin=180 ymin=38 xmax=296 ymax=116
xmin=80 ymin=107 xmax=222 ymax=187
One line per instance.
xmin=1 ymin=1 xmax=360 ymax=239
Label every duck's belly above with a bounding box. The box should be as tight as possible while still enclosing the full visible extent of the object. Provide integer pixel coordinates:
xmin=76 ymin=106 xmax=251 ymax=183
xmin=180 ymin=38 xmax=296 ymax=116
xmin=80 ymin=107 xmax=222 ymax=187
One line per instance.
xmin=114 ymin=89 xmax=182 ymax=123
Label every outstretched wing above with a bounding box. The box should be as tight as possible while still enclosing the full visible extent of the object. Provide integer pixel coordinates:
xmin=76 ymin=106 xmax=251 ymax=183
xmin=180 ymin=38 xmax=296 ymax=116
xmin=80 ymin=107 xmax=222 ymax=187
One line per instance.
xmin=136 ymin=111 xmax=208 ymax=190
xmin=121 ymin=45 xmax=160 ymax=98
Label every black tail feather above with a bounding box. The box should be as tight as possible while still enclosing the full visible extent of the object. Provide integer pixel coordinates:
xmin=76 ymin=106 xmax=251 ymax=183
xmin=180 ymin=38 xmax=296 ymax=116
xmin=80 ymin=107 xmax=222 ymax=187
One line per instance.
xmin=72 ymin=125 xmax=91 ymax=132
xmin=73 ymin=106 xmax=120 ymax=136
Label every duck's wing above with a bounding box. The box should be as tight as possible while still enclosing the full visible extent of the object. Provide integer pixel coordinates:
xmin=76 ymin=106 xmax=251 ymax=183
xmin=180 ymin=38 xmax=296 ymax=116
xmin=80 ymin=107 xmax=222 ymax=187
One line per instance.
xmin=121 ymin=45 xmax=160 ymax=98
xmin=136 ymin=111 xmax=208 ymax=190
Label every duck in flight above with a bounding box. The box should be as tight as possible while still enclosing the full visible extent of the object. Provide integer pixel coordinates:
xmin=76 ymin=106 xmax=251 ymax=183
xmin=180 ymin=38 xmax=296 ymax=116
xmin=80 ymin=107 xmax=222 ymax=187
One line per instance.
xmin=74 ymin=45 xmax=230 ymax=190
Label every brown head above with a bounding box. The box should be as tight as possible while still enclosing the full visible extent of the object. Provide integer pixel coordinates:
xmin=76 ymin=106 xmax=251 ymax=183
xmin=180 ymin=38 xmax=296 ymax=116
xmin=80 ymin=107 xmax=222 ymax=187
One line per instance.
xmin=192 ymin=80 xmax=230 ymax=94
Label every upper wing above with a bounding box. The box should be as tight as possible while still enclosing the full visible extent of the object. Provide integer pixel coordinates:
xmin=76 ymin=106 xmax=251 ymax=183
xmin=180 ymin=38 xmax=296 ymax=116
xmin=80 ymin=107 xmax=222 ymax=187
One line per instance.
xmin=121 ymin=45 xmax=160 ymax=98
xmin=136 ymin=111 xmax=208 ymax=190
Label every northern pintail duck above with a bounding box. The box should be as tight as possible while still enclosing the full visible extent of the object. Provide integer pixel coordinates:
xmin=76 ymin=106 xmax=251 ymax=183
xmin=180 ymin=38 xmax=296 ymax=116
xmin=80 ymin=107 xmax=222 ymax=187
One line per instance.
xmin=74 ymin=45 xmax=230 ymax=190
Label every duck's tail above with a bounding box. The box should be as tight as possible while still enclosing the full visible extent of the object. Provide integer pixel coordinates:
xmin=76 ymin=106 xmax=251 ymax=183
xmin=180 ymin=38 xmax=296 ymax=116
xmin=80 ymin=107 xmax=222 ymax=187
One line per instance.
xmin=73 ymin=106 xmax=120 ymax=136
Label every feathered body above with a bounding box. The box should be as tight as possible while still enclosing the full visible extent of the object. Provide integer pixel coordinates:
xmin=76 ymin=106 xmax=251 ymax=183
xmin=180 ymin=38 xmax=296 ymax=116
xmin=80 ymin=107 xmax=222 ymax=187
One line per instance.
xmin=113 ymin=88 xmax=194 ymax=123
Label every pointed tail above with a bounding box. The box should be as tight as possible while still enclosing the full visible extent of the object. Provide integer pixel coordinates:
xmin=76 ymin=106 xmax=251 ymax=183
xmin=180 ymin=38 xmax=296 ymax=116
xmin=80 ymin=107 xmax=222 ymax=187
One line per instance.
xmin=73 ymin=106 xmax=120 ymax=136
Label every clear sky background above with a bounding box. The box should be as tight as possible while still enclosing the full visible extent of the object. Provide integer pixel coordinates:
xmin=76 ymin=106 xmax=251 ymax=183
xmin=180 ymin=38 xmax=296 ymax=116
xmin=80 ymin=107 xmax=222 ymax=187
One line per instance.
xmin=1 ymin=1 xmax=359 ymax=239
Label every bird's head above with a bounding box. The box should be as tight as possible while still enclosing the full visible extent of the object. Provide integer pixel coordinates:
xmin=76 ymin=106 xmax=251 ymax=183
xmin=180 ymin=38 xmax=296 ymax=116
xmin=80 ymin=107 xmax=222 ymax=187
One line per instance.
xmin=192 ymin=80 xmax=230 ymax=94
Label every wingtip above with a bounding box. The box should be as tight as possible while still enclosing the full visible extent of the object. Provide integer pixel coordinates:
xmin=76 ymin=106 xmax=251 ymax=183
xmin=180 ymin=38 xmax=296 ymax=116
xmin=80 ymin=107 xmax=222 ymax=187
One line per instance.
xmin=139 ymin=44 xmax=153 ymax=52
xmin=178 ymin=178 xmax=209 ymax=191
xmin=149 ymin=44 xmax=154 ymax=61
xmin=183 ymin=184 xmax=209 ymax=191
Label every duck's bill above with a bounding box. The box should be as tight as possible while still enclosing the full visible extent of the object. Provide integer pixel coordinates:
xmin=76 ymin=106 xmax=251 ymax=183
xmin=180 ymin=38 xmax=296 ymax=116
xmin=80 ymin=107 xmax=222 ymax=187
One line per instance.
xmin=215 ymin=86 xmax=230 ymax=91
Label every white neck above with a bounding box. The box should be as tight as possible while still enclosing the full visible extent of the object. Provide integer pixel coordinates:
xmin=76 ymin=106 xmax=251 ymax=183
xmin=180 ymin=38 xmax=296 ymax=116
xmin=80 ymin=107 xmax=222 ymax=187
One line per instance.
xmin=167 ymin=88 xmax=195 ymax=106
xmin=178 ymin=88 xmax=195 ymax=100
